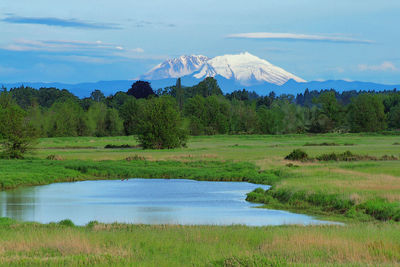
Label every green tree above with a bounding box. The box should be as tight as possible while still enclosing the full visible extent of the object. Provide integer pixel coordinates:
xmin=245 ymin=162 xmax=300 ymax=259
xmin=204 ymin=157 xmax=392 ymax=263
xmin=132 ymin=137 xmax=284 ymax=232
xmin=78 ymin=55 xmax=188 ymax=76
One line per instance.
xmin=388 ymin=104 xmax=400 ymax=129
xmin=175 ymin=78 xmax=185 ymax=110
xmin=230 ymin=100 xmax=258 ymax=134
xmin=313 ymin=91 xmax=343 ymax=132
xmin=90 ymin=90 xmax=105 ymax=103
xmin=86 ymin=102 xmax=108 ymax=137
xmin=120 ymin=97 xmax=143 ymax=135
xmin=347 ymin=94 xmax=387 ymax=132
xmin=184 ymin=95 xmax=230 ymax=135
xmin=136 ymin=96 xmax=187 ymax=149
xmin=0 ymin=89 xmax=37 ymax=158
xmin=257 ymin=105 xmax=285 ymax=134
xmin=46 ymin=100 xmax=87 ymax=137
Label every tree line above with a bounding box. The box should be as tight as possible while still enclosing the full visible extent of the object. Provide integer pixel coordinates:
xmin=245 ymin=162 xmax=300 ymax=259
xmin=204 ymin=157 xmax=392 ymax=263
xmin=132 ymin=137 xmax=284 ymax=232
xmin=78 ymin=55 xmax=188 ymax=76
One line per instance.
xmin=1 ymin=77 xmax=399 ymax=156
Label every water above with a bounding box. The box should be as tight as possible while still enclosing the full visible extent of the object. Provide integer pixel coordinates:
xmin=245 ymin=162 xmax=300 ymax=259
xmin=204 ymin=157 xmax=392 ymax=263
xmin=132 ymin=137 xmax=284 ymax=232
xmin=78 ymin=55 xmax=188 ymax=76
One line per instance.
xmin=0 ymin=179 xmax=335 ymax=226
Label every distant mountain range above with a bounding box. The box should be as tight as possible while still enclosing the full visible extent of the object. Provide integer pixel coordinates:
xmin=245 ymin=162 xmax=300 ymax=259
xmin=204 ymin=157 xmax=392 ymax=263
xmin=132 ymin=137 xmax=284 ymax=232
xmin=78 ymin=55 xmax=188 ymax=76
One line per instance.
xmin=2 ymin=52 xmax=399 ymax=98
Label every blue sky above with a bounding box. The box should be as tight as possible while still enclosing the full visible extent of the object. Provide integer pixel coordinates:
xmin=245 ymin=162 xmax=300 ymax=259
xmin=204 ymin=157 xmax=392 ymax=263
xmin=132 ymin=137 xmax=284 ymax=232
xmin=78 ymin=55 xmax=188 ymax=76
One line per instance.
xmin=0 ymin=0 xmax=399 ymax=84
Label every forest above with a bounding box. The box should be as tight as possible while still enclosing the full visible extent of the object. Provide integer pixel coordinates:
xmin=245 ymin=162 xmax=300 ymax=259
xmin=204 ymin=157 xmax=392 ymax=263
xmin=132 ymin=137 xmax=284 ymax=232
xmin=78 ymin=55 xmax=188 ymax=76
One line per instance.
xmin=1 ymin=76 xmax=399 ymax=151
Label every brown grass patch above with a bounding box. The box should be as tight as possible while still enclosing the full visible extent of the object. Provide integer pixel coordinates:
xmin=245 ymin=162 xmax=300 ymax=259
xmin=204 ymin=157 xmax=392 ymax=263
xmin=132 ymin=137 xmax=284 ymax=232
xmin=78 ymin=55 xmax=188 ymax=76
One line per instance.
xmin=331 ymin=169 xmax=400 ymax=191
xmin=260 ymin=230 xmax=399 ymax=264
xmin=1 ymin=231 xmax=130 ymax=258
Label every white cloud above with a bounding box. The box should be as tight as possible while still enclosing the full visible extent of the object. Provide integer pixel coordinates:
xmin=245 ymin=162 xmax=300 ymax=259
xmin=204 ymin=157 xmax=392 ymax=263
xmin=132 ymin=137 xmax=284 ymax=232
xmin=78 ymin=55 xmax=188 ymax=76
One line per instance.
xmin=0 ymin=66 xmax=18 ymax=75
xmin=226 ymin=32 xmax=373 ymax=44
xmin=2 ymin=39 xmax=139 ymax=53
xmin=0 ymin=39 xmax=150 ymax=62
xmin=358 ymin=61 xmax=398 ymax=72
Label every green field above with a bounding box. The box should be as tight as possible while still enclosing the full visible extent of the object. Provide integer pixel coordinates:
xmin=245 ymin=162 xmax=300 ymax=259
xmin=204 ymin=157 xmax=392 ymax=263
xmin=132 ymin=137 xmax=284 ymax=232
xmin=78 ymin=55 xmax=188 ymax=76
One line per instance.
xmin=1 ymin=134 xmax=400 ymax=266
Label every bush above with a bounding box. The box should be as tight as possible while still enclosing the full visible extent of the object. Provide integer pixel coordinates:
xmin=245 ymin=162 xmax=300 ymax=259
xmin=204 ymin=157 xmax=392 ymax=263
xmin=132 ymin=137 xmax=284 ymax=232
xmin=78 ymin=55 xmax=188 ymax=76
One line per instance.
xmin=126 ymin=155 xmax=146 ymax=161
xmin=304 ymin=142 xmax=339 ymax=146
xmin=104 ymin=144 xmax=135 ymax=149
xmin=58 ymin=219 xmax=75 ymax=227
xmin=46 ymin=154 xmax=64 ymax=161
xmin=285 ymin=149 xmax=309 ymax=161
xmin=315 ymin=151 xmax=397 ymax=162
xmin=359 ymin=199 xmax=400 ymax=221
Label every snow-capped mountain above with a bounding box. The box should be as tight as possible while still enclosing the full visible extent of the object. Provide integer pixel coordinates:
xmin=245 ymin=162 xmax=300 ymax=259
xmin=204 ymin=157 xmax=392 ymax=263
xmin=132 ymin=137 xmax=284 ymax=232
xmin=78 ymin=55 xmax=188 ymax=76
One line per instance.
xmin=141 ymin=55 xmax=209 ymax=80
xmin=141 ymin=52 xmax=306 ymax=86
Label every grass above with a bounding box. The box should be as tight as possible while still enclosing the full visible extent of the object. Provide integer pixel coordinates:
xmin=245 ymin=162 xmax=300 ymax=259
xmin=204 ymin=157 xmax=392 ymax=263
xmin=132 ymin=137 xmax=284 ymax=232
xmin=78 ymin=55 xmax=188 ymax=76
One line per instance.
xmin=1 ymin=133 xmax=400 ymax=265
xmin=0 ymin=218 xmax=399 ymax=266
xmin=0 ymin=159 xmax=283 ymax=190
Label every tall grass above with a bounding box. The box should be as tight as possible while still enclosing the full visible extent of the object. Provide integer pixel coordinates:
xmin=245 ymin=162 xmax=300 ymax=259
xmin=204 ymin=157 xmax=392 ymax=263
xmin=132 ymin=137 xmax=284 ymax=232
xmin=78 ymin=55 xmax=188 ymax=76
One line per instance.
xmin=0 ymin=218 xmax=399 ymax=266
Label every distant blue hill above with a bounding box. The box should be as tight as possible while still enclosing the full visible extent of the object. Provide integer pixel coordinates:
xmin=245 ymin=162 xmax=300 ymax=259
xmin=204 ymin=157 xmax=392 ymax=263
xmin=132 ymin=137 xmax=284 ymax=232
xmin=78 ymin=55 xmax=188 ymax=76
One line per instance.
xmin=1 ymin=78 xmax=399 ymax=98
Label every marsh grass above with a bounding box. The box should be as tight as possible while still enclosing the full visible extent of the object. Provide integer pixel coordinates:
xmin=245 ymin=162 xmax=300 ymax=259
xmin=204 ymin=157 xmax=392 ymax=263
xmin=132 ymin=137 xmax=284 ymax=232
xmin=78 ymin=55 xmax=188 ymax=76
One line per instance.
xmin=0 ymin=159 xmax=284 ymax=190
xmin=247 ymin=188 xmax=400 ymax=222
xmin=0 ymin=219 xmax=399 ymax=266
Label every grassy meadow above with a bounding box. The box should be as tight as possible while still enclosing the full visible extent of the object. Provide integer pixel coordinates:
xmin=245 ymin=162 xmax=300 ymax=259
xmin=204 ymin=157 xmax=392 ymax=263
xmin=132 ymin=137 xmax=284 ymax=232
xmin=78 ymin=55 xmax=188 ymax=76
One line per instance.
xmin=1 ymin=133 xmax=400 ymax=265
xmin=0 ymin=218 xmax=399 ymax=266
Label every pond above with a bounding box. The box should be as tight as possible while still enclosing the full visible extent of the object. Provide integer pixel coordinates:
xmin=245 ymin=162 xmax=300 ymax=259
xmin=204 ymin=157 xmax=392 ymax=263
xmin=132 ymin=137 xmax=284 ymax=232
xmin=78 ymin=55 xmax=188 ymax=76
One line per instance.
xmin=0 ymin=179 xmax=335 ymax=226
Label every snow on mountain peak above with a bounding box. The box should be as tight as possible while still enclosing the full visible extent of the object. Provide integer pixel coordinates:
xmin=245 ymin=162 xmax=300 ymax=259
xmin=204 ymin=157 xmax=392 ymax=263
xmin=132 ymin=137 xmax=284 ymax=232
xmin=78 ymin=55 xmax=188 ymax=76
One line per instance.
xmin=141 ymin=55 xmax=209 ymax=79
xmin=142 ymin=52 xmax=306 ymax=85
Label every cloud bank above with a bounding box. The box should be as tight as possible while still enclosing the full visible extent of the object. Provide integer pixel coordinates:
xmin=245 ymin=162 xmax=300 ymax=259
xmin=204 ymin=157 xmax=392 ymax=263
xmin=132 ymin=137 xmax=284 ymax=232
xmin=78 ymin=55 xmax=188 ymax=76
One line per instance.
xmin=2 ymin=15 xmax=121 ymax=29
xmin=227 ymin=32 xmax=373 ymax=44
xmin=358 ymin=62 xmax=398 ymax=72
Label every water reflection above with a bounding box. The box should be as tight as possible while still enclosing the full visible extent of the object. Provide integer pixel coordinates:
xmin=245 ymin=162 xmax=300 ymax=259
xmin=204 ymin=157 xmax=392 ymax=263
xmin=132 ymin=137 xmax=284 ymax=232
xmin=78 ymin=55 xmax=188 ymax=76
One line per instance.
xmin=1 ymin=187 xmax=36 ymax=221
xmin=0 ymin=179 xmax=337 ymax=226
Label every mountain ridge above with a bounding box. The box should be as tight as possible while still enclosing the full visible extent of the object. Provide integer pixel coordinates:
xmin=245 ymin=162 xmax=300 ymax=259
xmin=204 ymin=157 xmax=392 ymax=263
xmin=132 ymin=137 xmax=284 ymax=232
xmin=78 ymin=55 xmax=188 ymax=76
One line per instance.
xmin=141 ymin=52 xmax=306 ymax=86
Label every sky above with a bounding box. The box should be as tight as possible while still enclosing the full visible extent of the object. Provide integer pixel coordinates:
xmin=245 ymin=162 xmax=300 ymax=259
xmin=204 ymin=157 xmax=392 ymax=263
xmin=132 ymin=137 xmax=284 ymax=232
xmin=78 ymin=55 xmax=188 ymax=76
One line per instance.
xmin=0 ymin=0 xmax=399 ymax=84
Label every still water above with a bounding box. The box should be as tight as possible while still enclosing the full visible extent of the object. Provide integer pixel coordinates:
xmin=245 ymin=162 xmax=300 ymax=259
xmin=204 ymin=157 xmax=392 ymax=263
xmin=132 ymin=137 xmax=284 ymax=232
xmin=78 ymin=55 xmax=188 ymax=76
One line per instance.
xmin=0 ymin=179 xmax=334 ymax=226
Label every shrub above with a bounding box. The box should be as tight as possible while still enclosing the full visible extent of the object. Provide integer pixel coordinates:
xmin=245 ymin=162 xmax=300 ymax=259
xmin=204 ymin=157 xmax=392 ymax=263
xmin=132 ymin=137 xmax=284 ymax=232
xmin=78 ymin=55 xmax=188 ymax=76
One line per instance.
xmin=104 ymin=144 xmax=135 ymax=149
xmin=359 ymin=199 xmax=400 ymax=221
xmin=126 ymin=155 xmax=146 ymax=161
xmin=304 ymin=142 xmax=339 ymax=146
xmin=58 ymin=219 xmax=75 ymax=227
xmin=46 ymin=154 xmax=64 ymax=161
xmin=380 ymin=155 xmax=398 ymax=161
xmin=86 ymin=220 xmax=99 ymax=228
xmin=315 ymin=151 xmax=397 ymax=162
xmin=285 ymin=149 xmax=309 ymax=161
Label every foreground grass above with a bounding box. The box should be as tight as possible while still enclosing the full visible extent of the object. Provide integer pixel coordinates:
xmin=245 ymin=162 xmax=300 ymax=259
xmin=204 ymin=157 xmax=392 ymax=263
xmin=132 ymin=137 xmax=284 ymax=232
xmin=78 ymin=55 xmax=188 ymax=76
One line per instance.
xmin=0 ymin=218 xmax=399 ymax=266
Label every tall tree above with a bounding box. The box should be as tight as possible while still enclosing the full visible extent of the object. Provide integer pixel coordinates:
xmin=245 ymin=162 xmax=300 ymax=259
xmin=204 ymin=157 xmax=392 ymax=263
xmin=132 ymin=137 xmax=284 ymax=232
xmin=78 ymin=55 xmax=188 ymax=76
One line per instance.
xmin=90 ymin=89 xmax=105 ymax=103
xmin=0 ymin=89 xmax=37 ymax=159
xmin=136 ymin=96 xmax=187 ymax=149
xmin=175 ymin=78 xmax=185 ymax=110
xmin=347 ymin=94 xmax=387 ymax=132
xmin=127 ymin=81 xmax=156 ymax=99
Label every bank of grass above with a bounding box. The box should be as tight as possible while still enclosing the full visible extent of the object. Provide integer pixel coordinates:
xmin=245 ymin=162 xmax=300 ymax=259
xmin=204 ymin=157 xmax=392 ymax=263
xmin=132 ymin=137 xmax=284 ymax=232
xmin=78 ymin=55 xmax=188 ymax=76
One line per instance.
xmin=0 ymin=218 xmax=399 ymax=266
xmin=0 ymin=159 xmax=283 ymax=190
